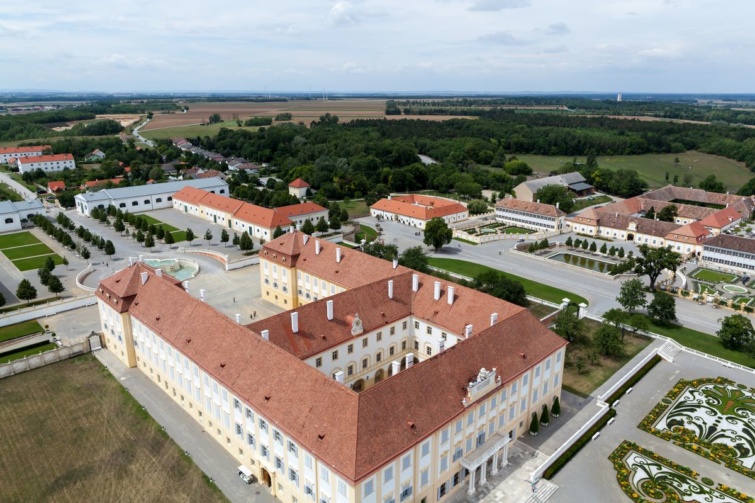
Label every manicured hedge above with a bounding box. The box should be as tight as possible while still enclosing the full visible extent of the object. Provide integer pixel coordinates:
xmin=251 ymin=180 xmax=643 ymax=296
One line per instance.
xmin=604 ymin=354 xmax=662 ymax=407
xmin=542 ymin=408 xmax=617 ymax=480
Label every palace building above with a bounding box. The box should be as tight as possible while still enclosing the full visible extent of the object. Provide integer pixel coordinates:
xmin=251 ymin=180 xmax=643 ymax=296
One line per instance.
xmin=96 ymin=231 xmax=565 ymax=503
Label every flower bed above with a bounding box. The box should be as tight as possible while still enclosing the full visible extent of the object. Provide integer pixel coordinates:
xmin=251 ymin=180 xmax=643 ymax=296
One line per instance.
xmin=610 ymin=441 xmax=754 ymax=503
xmin=638 ymin=377 xmax=755 ymax=480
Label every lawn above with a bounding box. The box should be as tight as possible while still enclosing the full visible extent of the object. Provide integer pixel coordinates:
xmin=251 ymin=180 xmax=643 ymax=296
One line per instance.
xmin=0 ymin=231 xmax=41 ymax=249
xmin=340 ymin=199 xmax=370 ymax=218
xmin=355 ymin=223 xmax=378 ymax=243
xmin=140 ymin=121 xmax=259 ymax=140
xmin=12 ymin=253 xmax=64 ymax=271
xmin=1 ymin=243 xmax=53 ymax=260
xmin=515 ymin=151 xmax=751 ymax=192
xmin=696 ymin=283 xmax=719 ymax=296
xmin=0 ymin=355 xmax=228 ymax=503
xmin=562 ymin=319 xmax=652 ymax=397
xmin=528 ymin=303 xmax=558 ymax=319
xmin=133 ymin=214 xmax=185 ymax=242
xmin=502 ymin=226 xmax=533 ymax=234
xmin=571 ymin=195 xmax=613 ymax=213
xmin=0 ymin=320 xmax=44 ymax=343
xmin=0 ymin=342 xmax=57 ymax=363
xmin=690 ymin=268 xmax=737 ymax=283
xmin=427 ymin=257 xmax=589 ymax=305
xmin=643 ymin=316 xmax=755 ymax=368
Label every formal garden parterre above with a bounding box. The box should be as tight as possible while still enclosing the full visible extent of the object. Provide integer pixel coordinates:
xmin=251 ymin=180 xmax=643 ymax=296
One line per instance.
xmin=638 ymin=377 xmax=755 ymax=480
xmin=0 ymin=231 xmax=64 ymax=272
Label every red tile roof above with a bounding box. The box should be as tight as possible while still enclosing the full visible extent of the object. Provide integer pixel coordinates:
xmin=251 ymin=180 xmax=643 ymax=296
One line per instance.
xmin=47 ymin=181 xmax=66 ymax=192
xmin=289 ymin=177 xmax=310 ymax=188
xmin=665 ymin=221 xmax=708 ymax=244
xmin=234 ymin=203 xmax=292 ymax=229
xmin=275 ymin=202 xmax=327 ymax=219
xmin=0 ymin=145 xmax=51 ymax=154
xmin=371 ymin=195 xmax=468 ymax=221
xmin=699 ymin=207 xmax=742 ymax=229
xmin=496 ymin=198 xmax=566 ymax=217
xmin=18 ymin=153 xmax=74 ymax=163
xmin=173 ymin=186 xmax=210 ymax=206
xmin=199 ymin=191 xmax=244 ymax=214
xmin=84 ymin=178 xmax=123 ymax=188
xmin=97 ymin=260 xmax=565 ymax=483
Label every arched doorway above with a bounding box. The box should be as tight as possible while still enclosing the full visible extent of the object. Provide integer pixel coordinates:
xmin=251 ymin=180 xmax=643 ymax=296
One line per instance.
xmin=374 ymin=369 xmax=385 ymax=383
xmin=388 ymin=365 xmax=394 ymax=377
xmin=261 ymin=468 xmax=272 ymax=487
xmin=400 ymin=359 xmax=407 ymax=371
xmin=627 ymin=233 xmax=635 ymax=241
xmin=352 ymin=379 xmax=365 ymax=392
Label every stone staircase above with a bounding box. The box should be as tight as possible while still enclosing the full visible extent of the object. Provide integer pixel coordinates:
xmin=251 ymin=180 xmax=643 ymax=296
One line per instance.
xmin=658 ymin=340 xmax=683 ymax=362
xmin=523 ymin=479 xmax=559 ymax=503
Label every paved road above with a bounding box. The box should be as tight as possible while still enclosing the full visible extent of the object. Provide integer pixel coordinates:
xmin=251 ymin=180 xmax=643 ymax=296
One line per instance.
xmin=132 ymin=118 xmax=155 ymax=147
xmin=360 ymin=217 xmax=725 ymax=335
xmin=0 ymin=171 xmax=37 ymax=200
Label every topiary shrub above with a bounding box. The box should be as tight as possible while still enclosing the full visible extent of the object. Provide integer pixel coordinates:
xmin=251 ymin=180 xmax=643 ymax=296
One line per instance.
xmin=529 ymin=412 xmax=539 ymax=436
xmin=552 ymin=396 xmax=561 ymax=417
xmin=541 ymin=404 xmax=550 ymax=426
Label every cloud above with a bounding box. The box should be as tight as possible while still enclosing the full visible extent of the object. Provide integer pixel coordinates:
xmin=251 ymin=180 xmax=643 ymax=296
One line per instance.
xmin=99 ymin=54 xmax=164 ymax=70
xmin=545 ymin=22 xmax=570 ymax=36
xmin=468 ymin=0 xmax=531 ymax=11
xmin=478 ymin=31 xmax=527 ymax=45
xmin=341 ymin=62 xmax=366 ymax=73
xmin=328 ymin=2 xmax=357 ymax=26
xmin=543 ymin=45 xmax=568 ymax=54
xmin=0 ymin=22 xmax=22 ymax=37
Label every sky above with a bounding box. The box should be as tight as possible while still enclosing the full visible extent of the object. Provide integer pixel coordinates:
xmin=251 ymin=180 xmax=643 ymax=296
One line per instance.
xmin=1 ymin=0 xmax=754 ymax=93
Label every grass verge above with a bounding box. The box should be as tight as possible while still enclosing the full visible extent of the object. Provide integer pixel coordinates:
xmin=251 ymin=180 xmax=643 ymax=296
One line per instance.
xmin=1 ymin=243 xmax=53 ymax=260
xmin=0 ymin=231 xmax=41 ymax=249
xmin=427 ymin=257 xmax=588 ymax=305
xmin=453 ymin=237 xmax=478 ymax=245
xmin=0 ymin=342 xmax=56 ymax=363
xmin=355 ymin=224 xmax=378 ymax=243
xmin=0 ymin=320 xmax=44 ymax=343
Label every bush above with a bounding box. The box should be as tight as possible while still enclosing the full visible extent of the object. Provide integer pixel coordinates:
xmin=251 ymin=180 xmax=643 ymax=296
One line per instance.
xmin=552 ymin=396 xmax=561 ymax=417
xmin=529 ymin=412 xmax=540 ymax=435
xmin=604 ymin=355 xmax=662 ymax=406
xmin=543 ymin=408 xmax=617 ymax=479
xmin=541 ymin=404 xmax=550 ymax=426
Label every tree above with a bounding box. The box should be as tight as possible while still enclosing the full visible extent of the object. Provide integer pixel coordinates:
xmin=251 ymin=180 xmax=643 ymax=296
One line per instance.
xmin=534 ymin=184 xmax=574 ymax=213
xmin=589 ymin=241 xmax=597 ymax=253
xmin=699 ymin=174 xmax=726 ymax=194
xmin=80 ymin=246 xmax=91 ymax=260
xmin=316 ymin=217 xmax=329 ymax=233
xmin=565 ymin=236 xmax=573 ymax=248
xmin=603 ymin=308 xmax=629 ymax=339
xmin=608 ymin=245 xmax=617 ymax=257
xmin=144 ymin=233 xmax=155 ymax=251
xmin=220 ymin=229 xmax=230 ymax=247
xmin=44 ymin=255 xmax=56 ymax=273
xmin=599 ymin=243 xmax=608 ymax=255
xmin=38 ymin=267 xmax=51 ymax=286
xmin=340 ymin=207 xmax=349 ymax=222
xmin=472 ymin=270 xmax=528 ymax=307
xmin=616 ymin=278 xmax=647 ymax=313
xmin=541 ymin=404 xmax=549 ymax=426
xmin=467 ymin=200 xmax=489 ymax=215
xmin=16 ymin=279 xmax=37 ymax=304
xmin=208 ymin=113 xmax=222 ymax=124
xmin=155 ymin=226 xmax=165 ymax=242
xmin=529 ymin=412 xmax=539 ymax=436
xmin=113 ymin=218 xmax=125 ymax=235
xmin=657 ymin=205 xmax=678 ymax=222
xmin=737 ymin=177 xmax=755 ymax=196
xmin=645 ymin=207 xmax=656 ymax=220
xmin=104 ymin=240 xmax=115 ymax=258
xmin=329 ymin=215 xmax=341 ymax=230
xmin=717 ymin=314 xmax=755 ymax=352
xmin=553 ymin=304 xmax=585 ymax=343
xmin=423 ymin=218 xmax=453 ymax=251
xmin=627 ymin=314 xmax=650 ymax=335
xmin=164 ymin=231 xmax=175 ymax=248
xmin=573 ymin=238 xmax=582 ymax=249
xmin=647 ymin=291 xmax=677 ymax=326
xmin=62 ymin=256 xmax=69 ymax=270
xmin=204 ymin=229 xmax=213 ymax=245
xmin=552 ymin=397 xmax=561 ymax=417
xmin=363 ymin=241 xmax=399 ymax=260
xmin=399 ymin=246 xmax=429 ymax=273
xmin=581 ymin=239 xmax=588 ymax=251
xmin=185 ymin=228 xmax=195 ymax=246
xmin=618 ymin=247 xmax=625 ymax=259
xmin=594 ymin=324 xmax=624 ymax=357
xmin=273 ymin=226 xmax=285 ymax=239
xmin=633 ymin=245 xmax=681 ymax=290
xmin=136 ymin=229 xmax=145 ymax=245
xmin=47 ymin=275 xmax=64 ymax=297
xmin=239 ymin=231 xmax=254 ymax=252
xmin=232 ymin=232 xmax=240 ymax=248
xmin=301 ymin=219 xmax=315 ymax=236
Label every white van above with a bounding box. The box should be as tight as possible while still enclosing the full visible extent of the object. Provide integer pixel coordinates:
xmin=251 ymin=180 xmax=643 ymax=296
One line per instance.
xmin=238 ymin=465 xmax=254 ymax=484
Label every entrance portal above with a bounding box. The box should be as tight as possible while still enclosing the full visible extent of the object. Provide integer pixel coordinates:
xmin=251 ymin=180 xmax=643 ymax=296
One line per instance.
xmin=261 ymin=468 xmax=272 ymax=487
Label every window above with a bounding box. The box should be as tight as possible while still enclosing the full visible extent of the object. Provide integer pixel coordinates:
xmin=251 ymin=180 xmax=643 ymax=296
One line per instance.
xmin=467 ymin=412 xmax=474 ymax=426
xmin=390 ymin=326 xmax=395 ymax=336
xmin=441 ymin=428 xmax=449 ymax=444
xmin=305 ymin=454 xmax=313 ymax=470
xmin=421 ymin=441 xmax=430 ymax=458
xmin=402 ymin=454 xmax=411 ymax=471
xmin=236 ymin=423 xmax=243 ymax=437
xmin=384 ymin=466 xmax=394 ymax=484
xmin=259 ymin=419 xmax=268 ymax=432
xmin=453 ymin=446 xmax=463 ymax=462
xmin=274 ymin=430 xmax=283 ymax=444
xmin=414 ymin=341 xmax=419 ymax=350
xmin=522 ymin=375 xmax=529 ymax=386
xmin=347 ymin=365 xmax=354 ymax=376
xmin=402 ymin=321 xmax=407 ymax=330
xmin=247 ymin=433 xmax=255 ymax=447
xmin=545 ymin=359 xmax=551 ymax=371
xmin=401 ymin=341 xmax=407 ymax=350
xmin=289 ymin=441 xmax=298 ymax=456
xmin=479 ymin=402 xmax=486 ymax=417
xmin=512 ymin=382 xmax=518 ymax=394
xmin=144 ymin=199 xmax=149 ymax=204
xmin=509 ymin=405 xmax=516 ymax=421
xmin=347 ymin=344 xmax=353 ymax=354
xmin=320 ymin=466 xmax=329 ymax=483
xmin=535 ymin=367 xmax=541 ymax=378
xmin=533 ymin=389 xmax=539 ymax=402
xmin=389 ymin=346 xmax=395 ymax=356
xmin=520 ymin=398 xmax=526 ymax=413
xmin=132 ymin=201 xmax=138 ymax=206
xmin=364 ymin=479 xmax=374 ymax=497
xmin=440 ymin=455 xmax=448 ymax=473
xmin=556 ymin=351 xmax=562 ymax=363
xmin=500 ymin=389 xmax=507 ymax=402
xmin=465 ymin=438 xmax=473 ymax=453
xmin=332 ymin=350 xmax=338 ymax=361
xmin=441 ymin=332 xmax=447 ymax=340
xmin=155 ymin=198 xmax=162 ymax=203
xmin=362 ymin=358 xmax=368 ymax=370
xmin=400 ymin=486 xmax=413 ymax=501
xmin=420 ymin=469 xmax=429 ymax=488
xmin=315 ymin=358 xmax=322 ymax=368
xmin=376 ymin=332 xmax=382 ymax=341
xmin=414 ymin=321 xmax=419 ymax=330
xmin=290 ymin=468 xmax=299 ymax=487
xmin=376 ymin=352 xmax=382 ymax=363
xmin=246 ymin=408 xmax=254 ymax=420
xmin=491 ymin=395 xmax=497 ymax=408
xmin=119 ymin=203 xmax=126 ymax=208
xmin=362 ymin=338 xmax=368 ymax=348
xmin=261 ymin=445 xmax=269 ymax=459
xmin=338 ymin=479 xmax=347 ymax=497
xmin=455 ymin=420 xmax=462 ymax=434
xmin=276 ymin=456 xmax=284 ymax=473
xmin=426 ymin=326 xmax=432 ymax=335
xmin=234 ymin=398 xmax=241 ymax=411
xmin=426 ymin=346 xmax=432 ymax=356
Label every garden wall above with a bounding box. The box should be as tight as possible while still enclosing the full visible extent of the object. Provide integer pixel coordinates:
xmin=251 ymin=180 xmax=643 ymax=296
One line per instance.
xmin=0 ymin=340 xmax=91 ymax=380
xmin=0 ymin=295 xmax=97 ymax=328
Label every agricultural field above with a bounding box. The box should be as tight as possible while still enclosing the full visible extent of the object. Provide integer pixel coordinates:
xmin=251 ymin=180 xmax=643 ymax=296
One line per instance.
xmin=0 ymin=355 xmax=228 ymax=503
xmin=515 ymin=151 xmax=752 ymax=192
xmin=140 ymin=121 xmax=260 ymax=141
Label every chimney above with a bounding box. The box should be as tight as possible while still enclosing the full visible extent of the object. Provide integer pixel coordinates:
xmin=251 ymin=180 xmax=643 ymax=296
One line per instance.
xmin=447 ymin=286 xmax=455 ymax=305
xmin=183 ymin=280 xmax=190 ymax=294
xmin=490 ymin=312 xmax=498 ymax=326
xmin=128 ymin=257 xmax=134 ymax=267
xmin=291 ymin=312 xmax=299 ymax=333
xmin=140 ymin=272 xmax=148 ymax=285
xmin=392 ymin=257 xmax=398 ymax=269
xmin=556 ymin=202 xmax=559 ymax=209
xmin=405 ymin=354 xmax=414 ymax=368
xmin=315 ymin=240 xmax=321 ymax=255
xmin=464 ymin=324 xmax=473 ymax=338
xmin=388 ymin=280 xmax=394 ymax=299
xmin=199 ymin=289 xmax=206 ymax=302
xmin=138 ymin=254 xmax=143 ymax=262
xmin=391 ymin=360 xmax=401 ymax=375
xmin=336 ymin=247 xmax=342 ymax=263
xmin=235 ymin=313 xmax=241 ymax=324
xmin=334 ymin=371 xmax=344 ymax=384
xmin=387 ymin=195 xmax=391 ymax=200
xmin=326 ymin=300 xmax=334 ymax=321
xmin=412 ymin=274 xmax=420 ymax=293
xmin=155 ymin=269 xmax=163 ymax=278
xmin=261 ymin=329 xmax=269 ymax=341
xmin=303 ymin=234 xmax=309 ymax=245
xmin=439 ymin=340 xmax=445 ymax=353
xmin=433 ymin=281 xmax=441 ymax=301
xmin=537 ymin=199 xmax=540 ymax=204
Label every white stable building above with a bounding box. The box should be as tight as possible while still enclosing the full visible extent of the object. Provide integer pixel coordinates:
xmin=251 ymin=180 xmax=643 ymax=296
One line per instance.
xmin=74 ymin=178 xmax=228 ymax=217
xmin=702 ymin=234 xmax=755 ymax=273
xmin=495 ymin=198 xmax=566 ymax=232
xmin=17 ymin=154 xmax=76 ymax=174
xmin=0 ymin=145 xmax=51 ymax=164
xmin=0 ymin=200 xmax=45 ymax=233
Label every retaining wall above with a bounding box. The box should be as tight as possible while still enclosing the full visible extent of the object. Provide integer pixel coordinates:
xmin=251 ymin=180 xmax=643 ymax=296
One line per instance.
xmin=0 ymin=340 xmax=91 ymax=379
xmin=0 ymin=296 xmax=97 ymax=328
